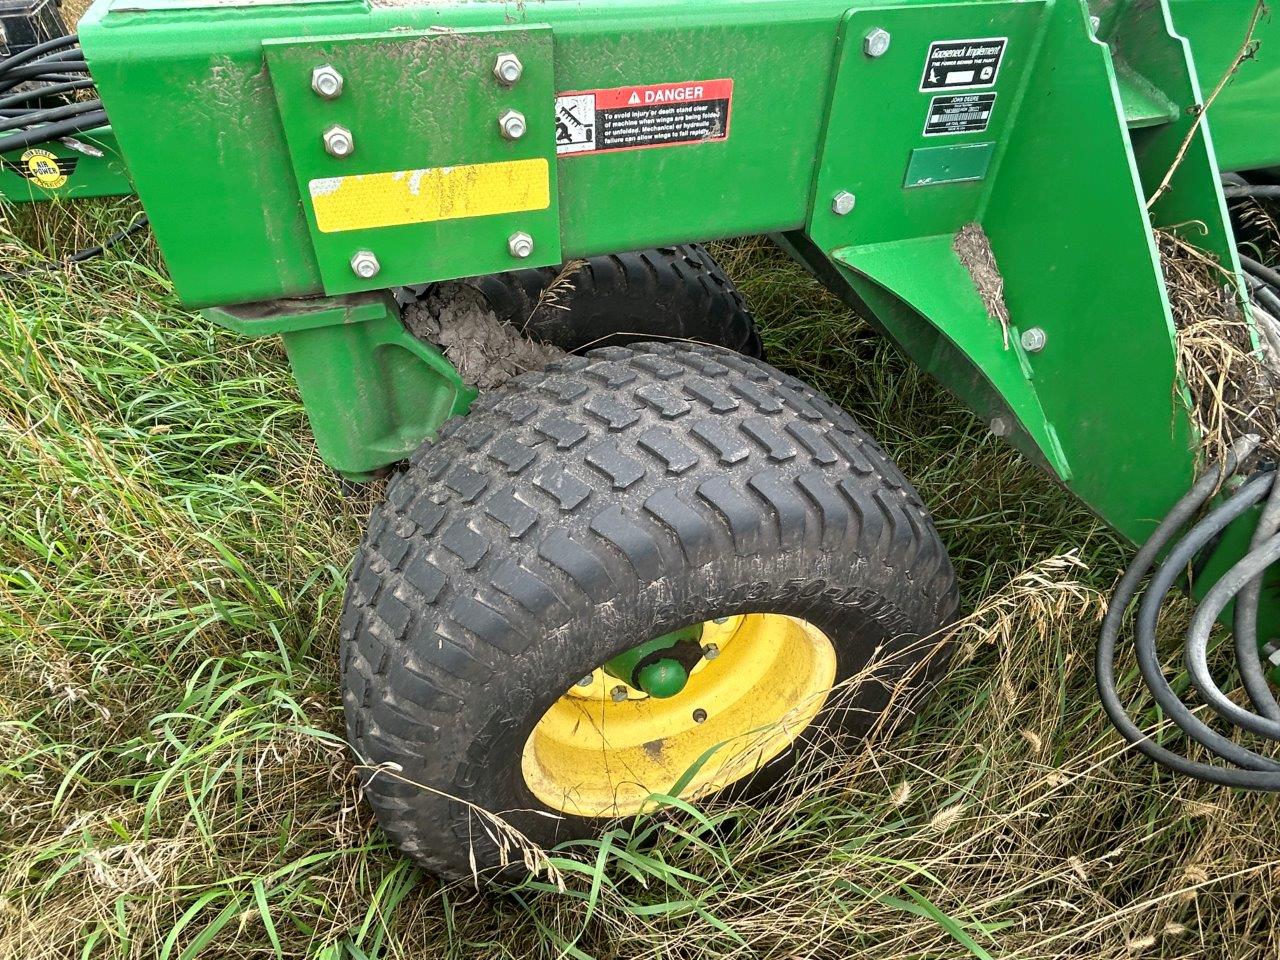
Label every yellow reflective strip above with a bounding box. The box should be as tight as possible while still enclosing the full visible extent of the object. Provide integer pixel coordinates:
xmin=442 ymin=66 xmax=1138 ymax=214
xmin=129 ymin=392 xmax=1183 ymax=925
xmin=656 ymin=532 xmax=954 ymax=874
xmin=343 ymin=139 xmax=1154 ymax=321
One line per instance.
xmin=308 ymin=158 xmax=550 ymax=233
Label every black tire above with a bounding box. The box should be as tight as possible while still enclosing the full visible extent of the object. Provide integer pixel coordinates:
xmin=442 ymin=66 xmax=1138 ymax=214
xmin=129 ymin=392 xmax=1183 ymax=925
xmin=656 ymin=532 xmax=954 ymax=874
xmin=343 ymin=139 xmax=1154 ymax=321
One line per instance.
xmin=341 ymin=343 xmax=957 ymax=883
xmin=432 ymin=244 xmax=764 ymax=358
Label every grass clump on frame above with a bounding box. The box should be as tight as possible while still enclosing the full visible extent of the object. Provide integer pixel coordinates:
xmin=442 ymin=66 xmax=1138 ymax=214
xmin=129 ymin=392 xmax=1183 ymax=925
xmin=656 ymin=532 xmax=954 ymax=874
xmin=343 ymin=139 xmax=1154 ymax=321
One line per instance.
xmin=4 ymin=203 xmax=1280 ymax=960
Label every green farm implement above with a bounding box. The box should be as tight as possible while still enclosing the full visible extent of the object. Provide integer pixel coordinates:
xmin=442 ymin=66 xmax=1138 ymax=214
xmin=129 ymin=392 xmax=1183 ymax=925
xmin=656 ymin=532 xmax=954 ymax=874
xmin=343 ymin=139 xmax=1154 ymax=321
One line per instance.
xmin=5 ymin=0 xmax=1280 ymax=882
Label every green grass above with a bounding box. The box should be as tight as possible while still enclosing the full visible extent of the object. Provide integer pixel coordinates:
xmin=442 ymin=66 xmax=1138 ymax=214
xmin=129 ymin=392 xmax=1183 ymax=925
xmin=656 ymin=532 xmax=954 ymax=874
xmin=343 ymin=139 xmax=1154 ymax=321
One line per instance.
xmin=3 ymin=202 xmax=1280 ymax=959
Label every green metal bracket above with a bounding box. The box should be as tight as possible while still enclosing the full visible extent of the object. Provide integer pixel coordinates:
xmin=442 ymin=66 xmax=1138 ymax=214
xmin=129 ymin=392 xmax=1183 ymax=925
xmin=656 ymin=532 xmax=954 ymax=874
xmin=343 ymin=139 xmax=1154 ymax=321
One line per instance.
xmin=263 ymin=25 xmax=562 ymax=297
xmin=203 ymin=292 xmax=474 ymax=478
xmin=604 ymin=624 xmax=705 ymax=699
xmin=0 ymin=126 xmax=133 ymax=203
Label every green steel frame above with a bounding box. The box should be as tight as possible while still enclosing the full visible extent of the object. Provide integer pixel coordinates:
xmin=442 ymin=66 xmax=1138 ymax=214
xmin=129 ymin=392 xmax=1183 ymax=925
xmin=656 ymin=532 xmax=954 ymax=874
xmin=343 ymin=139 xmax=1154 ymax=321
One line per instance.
xmin=3 ymin=0 xmax=1279 ymax=600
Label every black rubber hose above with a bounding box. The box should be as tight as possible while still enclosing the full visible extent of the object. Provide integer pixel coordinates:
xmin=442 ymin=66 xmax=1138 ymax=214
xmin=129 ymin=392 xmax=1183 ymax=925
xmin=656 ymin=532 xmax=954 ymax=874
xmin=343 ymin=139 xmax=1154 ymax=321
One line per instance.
xmin=1224 ymin=184 xmax=1280 ymax=199
xmin=7 ymin=214 xmax=149 ymax=278
xmin=1095 ymin=436 xmax=1280 ymax=789
xmin=0 ymin=34 xmax=78 ymax=75
xmin=1186 ymin=533 xmax=1280 ymax=735
xmin=1255 ymin=284 xmax=1280 ymax=321
xmin=0 ymin=109 xmax=107 ymax=154
xmin=0 ymin=80 xmax=94 ymax=110
xmin=0 ymin=63 xmax=89 ymax=80
xmin=1240 ymin=254 xmax=1280 ymax=293
xmin=1234 ymin=476 xmax=1280 ymax=721
xmin=1132 ymin=471 xmax=1280 ymax=765
xmin=0 ymin=98 xmax=101 ymax=134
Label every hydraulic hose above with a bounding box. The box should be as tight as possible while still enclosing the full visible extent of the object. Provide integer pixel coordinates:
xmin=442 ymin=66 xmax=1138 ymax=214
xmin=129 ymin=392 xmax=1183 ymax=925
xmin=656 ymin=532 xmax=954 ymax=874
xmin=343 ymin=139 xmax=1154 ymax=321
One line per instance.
xmin=1225 ymin=184 xmax=1280 ymax=199
xmin=0 ymin=109 xmax=107 ymax=155
xmin=1097 ymin=435 xmax=1280 ymax=789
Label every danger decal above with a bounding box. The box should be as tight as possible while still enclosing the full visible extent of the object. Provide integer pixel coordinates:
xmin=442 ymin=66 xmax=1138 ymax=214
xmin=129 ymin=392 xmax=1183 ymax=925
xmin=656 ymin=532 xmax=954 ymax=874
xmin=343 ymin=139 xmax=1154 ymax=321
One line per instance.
xmin=555 ymin=79 xmax=733 ymax=156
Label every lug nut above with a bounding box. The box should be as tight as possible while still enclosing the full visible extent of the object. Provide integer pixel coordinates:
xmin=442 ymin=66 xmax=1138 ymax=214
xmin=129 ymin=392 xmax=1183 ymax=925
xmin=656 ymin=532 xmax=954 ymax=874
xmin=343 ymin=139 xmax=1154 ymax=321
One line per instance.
xmin=610 ymin=685 xmax=629 ymax=703
xmin=1020 ymin=327 xmax=1047 ymax=353
xmin=311 ymin=64 xmax=344 ymax=100
xmin=323 ymin=124 xmax=355 ymax=158
xmin=508 ymin=231 xmax=534 ymax=259
xmin=832 ymin=190 xmax=856 ymax=216
xmin=499 ymin=109 xmax=527 ymax=140
xmin=349 ymin=250 xmax=380 ymax=280
xmin=864 ymin=27 xmax=892 ymax=58
xmin=702 ymin=643 xmax=720 ymax=660
xmin=494 ymin=52 xmax=524 ymax=85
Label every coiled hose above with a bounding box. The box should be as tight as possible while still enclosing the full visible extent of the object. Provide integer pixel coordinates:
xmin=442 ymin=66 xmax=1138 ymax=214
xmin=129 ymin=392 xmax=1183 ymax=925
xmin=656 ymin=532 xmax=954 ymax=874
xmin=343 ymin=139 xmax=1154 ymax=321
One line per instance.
xmin=1097 ymin=435 xmax=1280 ymax=787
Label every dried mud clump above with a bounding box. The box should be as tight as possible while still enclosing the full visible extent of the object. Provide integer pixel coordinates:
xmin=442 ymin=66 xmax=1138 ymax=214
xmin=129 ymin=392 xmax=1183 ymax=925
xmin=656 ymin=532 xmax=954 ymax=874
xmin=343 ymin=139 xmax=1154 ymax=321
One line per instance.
xmin=402 ymin=282 xmax=565 ymax=390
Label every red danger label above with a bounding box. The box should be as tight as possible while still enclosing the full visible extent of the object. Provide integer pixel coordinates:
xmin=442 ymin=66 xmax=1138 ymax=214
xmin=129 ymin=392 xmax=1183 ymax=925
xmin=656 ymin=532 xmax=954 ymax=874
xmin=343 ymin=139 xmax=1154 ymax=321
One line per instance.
xmin=555 ymin=79 xmax=733 ymax=156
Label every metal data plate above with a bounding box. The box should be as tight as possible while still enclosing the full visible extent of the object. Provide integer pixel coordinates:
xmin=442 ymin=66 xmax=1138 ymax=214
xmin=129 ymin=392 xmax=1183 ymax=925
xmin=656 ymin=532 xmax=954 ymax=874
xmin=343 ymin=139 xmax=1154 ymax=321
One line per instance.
xmin=265 ymin=26 xmax=561 ymax=295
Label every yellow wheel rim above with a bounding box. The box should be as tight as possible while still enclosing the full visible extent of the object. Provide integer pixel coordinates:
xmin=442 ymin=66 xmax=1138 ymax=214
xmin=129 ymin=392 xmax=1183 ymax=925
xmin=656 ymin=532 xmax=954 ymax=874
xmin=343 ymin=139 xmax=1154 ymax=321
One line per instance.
xmin=520 ymin=614 xmax=837 ymax=818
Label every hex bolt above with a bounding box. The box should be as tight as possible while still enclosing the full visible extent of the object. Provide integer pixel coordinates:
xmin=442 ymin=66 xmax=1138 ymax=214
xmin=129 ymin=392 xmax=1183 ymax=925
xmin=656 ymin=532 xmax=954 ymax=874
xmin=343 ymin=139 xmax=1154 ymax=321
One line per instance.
xmin=832 ymin=190 xmax=857 ymax=216
xmin=323 ymin=124 xmax=355 ymax=158
xmin=499 ymin=109 xmax=527 ymax=140
xmin=1020 ymin=327 xmax=1048 ymax=353
xmin=576 ymin=675 xmax=593 ymax=688
xmin=349 ymin=250 xmax=380 ymax=280
xmin=494 ymin=52 xmax=524 ymax=86
xmin=610 ymin=685 xmax=629 ymax=703
xmin=692 ymin=708 xmax=708 ymax=724
xmin=864 ymin=27 xmax=892 ymax=58
xmin=702 ymin=643 xmax=720 ymax=660
xmin=311 ymin=64 xmax=344 ymax=100
xmin=990 ymin=416 xmax=1012 ymax=438
xmin=508 ymin=231 xmax=534 ymax=259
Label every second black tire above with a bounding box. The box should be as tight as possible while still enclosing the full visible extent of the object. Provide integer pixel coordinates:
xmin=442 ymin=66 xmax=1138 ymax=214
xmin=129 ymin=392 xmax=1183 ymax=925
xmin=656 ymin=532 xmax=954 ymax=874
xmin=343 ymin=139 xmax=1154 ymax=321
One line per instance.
xmin=417 ymin=244 xmax=764 ymax=358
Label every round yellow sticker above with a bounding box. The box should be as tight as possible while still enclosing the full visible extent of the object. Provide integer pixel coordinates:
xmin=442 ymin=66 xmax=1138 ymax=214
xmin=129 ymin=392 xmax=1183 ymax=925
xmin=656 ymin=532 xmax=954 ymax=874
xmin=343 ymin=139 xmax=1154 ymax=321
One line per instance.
xmin=21 ymin=148 xmax=68 ymax=189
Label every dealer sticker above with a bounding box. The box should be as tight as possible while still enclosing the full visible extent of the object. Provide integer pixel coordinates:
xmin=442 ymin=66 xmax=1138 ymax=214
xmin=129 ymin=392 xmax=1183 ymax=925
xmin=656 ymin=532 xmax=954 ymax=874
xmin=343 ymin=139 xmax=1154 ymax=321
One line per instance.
xmin=924 ymin=93 xmax=997 ymax=136
xmin=554 ymin=79 xmax=733 ymax=156
xmin=921 ymin=38 xmax=1007 ymax=91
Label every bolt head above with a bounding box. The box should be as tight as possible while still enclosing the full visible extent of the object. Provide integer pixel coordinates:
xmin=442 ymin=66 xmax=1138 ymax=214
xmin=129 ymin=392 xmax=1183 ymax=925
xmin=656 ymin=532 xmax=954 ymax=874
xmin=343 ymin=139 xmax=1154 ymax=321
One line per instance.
xmin=508 ymin=231 xmax=534 ymax=259
xmin=499 ymin=109 xmax=527 ymax=141
xmin=349 ymin=250 xmax=380 ymax=280
xmin=576 ymin=674 xmax=593 ymax=688
xmin=610 ymin=685 xmax=629 ymax=703
xmin=494 ymin=52 xmax=524 ymax=85
xmin=864 ymin=27 xmax=892 ymax=58
xmin=990 ymin=416 xmax=1011 ymax=438
xmin=702 ymin=643 xmax=720 ymax=660
xmin=311 ymin=64 xmax=344 ymax=100
xmin=323 ymin=124 xmax=354 ymax=158
xmin=832 ymin=190 xmax=857 ymax=216
xmin=1020 ymin=327 xmax=1048 ymax=353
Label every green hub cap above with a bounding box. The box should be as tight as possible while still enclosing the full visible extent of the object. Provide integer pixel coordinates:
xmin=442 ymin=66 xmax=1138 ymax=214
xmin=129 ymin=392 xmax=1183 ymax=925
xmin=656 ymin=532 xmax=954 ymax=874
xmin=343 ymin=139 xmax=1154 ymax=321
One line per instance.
xmin=603 ymin=623 xmax=704 ymax=699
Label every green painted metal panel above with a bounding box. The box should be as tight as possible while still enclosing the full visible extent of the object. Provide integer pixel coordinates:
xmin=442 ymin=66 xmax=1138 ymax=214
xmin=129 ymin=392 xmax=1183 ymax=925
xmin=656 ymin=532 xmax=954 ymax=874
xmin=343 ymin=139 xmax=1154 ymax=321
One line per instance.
xmin=1168 ymin=0 xmax=1280 ymax=172
xmin=904 ymin=142 xmax=995 ymax=188
xmin=0 ymin=126 xmax=133 ymax=202
xmin=77 ymin=0 xmax=844 ymax=308
xmin=264 ymin=26 xmax=562 ymax=295
xmin=203 ymin=292 xmax=474 ymax=477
